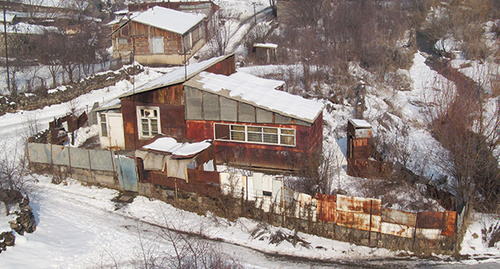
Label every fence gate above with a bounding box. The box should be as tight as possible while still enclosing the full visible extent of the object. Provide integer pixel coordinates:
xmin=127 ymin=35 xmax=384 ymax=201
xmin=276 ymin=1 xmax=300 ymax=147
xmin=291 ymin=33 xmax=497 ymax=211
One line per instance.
xmin=115 ymin=155 xmax=139 ymax=192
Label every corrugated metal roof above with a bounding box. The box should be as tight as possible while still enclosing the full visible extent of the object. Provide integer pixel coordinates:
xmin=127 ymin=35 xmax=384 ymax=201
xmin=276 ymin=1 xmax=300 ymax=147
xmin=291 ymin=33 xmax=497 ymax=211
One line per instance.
xmin=184 ymin=72 xmax=324 ymax=123
xmin=120 ymin=54 xmax=234 ymax=98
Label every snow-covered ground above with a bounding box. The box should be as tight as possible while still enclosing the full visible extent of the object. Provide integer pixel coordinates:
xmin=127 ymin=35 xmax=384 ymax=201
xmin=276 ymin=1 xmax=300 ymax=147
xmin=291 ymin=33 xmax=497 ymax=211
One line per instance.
xmin=0 ymin=54 xmax=497 ymax=268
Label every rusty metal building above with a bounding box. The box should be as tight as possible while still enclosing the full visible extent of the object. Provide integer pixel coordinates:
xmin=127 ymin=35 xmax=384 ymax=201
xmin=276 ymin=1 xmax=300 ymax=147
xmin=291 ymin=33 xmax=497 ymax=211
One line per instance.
xmin=346 ymin=119 xmax=392 ymax=178
xmin=183 ymin=71 xmax=324 ymax=172
xmin=97 ymin=53 xmax=323 ymax=173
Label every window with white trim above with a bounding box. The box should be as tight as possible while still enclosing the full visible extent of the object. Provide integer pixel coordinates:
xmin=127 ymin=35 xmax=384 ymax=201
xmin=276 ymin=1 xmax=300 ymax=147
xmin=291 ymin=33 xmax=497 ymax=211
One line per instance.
xmin=216 ymin=123 xmax=295 ymax=146
xmin=99 ymin=113 xmax=108 ymax=137
xmin=137 ymin=107 xmax=160 ymax=139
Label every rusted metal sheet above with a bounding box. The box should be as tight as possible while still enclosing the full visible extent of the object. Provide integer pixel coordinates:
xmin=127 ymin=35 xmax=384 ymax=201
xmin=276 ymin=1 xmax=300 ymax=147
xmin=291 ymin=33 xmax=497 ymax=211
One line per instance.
xmin=416 ymin=212 xmax=444 ymax=229
xmin=442 ymin=211 xmax=457 ymax=236
xmin=336 ymin=211 xmax=382 ymax=232
xmin=317 ymin=193 xmax=336 ymax=223
xmin=380 ymin=222 xmax=415 ymax=238
xmin=205 ymin=54 xmax=236 ymax=76
xmin=336 ymin=195 xmax=382 ymax=232
xmin=382 ymin=208 xmax=417 ymax=227
xmin=336 ymin=195 xmax=381 ymax=215
xmin=150 ymin=171 xmax=219 ymax=198
xmin=187 ymin=169 xmax=220 ymax=185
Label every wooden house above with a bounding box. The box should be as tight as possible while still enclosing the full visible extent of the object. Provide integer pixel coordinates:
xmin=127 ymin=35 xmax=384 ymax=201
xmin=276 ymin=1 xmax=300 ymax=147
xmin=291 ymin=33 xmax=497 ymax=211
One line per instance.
xmin=96 ymin=54 xmax=324 ymax=173
xmin=109 ymin=6 xmax=207 ymax=65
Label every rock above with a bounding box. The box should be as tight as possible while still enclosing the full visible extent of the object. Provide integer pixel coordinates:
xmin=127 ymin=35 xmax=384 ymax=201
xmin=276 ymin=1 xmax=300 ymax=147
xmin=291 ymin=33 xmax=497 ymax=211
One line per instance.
xmin=2 ymin=232 xmax=15 ymax=247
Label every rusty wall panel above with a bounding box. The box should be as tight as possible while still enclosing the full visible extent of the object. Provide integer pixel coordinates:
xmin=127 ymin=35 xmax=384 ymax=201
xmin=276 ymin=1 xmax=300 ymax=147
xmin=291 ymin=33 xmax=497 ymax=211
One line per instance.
xmin=416 ymin=212 xmax=444 ymax=229
xmin=441 ymin=211 xmax=457 ymax=236
xmin=382 ymin=208 xmax=417 ymax=227
xmin=187 ymin=169 xmax=220 ymax=185
xmin=121 ymin=100 xmax=137 ymax=150
xmin=122 ymin=95 xmax=186 ymax=150
xmin=160 ymin=105 xmax=185 ymax=139
xmin=205 ymin=54 xmax=236 ymax=76
xmin=337 ymin=195 xmax=381 ymax=215
xmin=336 ymin=211 xmax=382 ymax=232
xmin=317 ymin=193 xmax=336 ymax=223
xmin=150 ymin=171 xmax=219 ymax=198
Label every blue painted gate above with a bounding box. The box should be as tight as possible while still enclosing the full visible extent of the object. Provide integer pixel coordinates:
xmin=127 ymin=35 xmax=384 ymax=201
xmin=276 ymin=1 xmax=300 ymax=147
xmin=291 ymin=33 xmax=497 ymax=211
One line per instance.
xmin=115 ymin=155 xmax=139 ymax=192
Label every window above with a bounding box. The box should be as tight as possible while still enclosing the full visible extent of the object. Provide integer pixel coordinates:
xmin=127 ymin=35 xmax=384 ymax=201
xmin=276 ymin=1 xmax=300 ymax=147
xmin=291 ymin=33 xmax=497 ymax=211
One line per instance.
xmin=215 ymin=123 xmax=295 ymax=146
xmin=137 ymin=107 xmax=160 ymax=139
xmin=99 ymin=113 xmax=108 ymax=137
xmin=150 ymin=37 xmax=164 ymax=54
xmin=118 ymin=38 xmax=128 ymax=45
xmin=230 ymin=125 xmax=245 ymax=141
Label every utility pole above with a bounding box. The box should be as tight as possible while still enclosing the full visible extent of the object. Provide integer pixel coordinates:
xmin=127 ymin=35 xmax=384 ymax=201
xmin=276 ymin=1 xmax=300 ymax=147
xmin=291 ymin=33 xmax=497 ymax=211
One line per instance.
xmin=252 ymin=2 xmax=257 ymax=25
xmin=3 ymin=5 xmax=10 ymax=94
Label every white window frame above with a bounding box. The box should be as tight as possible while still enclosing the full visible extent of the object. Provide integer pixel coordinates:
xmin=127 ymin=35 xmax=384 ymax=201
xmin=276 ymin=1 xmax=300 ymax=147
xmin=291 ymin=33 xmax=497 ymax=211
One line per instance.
xmin=137 ymin=106 xmax=161 ymax=139
xmin=98 ymin=112 xmax=108 ymax=137
xmin=215 ymin=123 xmax=296 ymax=147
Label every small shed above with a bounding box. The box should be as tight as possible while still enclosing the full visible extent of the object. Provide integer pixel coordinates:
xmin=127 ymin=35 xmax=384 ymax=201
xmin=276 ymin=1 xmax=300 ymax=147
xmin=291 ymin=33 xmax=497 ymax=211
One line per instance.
xmin=109 ymin=6 xmax=206 ymax=65
xmin=252 ymin=43 xmax=277 ymax=63
xmin=347 ymin=119 xmax=372 ymax=160
xmin=346 ymin=119 xmax=393 ymax=178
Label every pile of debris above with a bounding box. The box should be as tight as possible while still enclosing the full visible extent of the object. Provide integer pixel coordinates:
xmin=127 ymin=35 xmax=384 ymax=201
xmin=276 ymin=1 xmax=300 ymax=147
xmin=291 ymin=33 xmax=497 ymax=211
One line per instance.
xmin=0 ymin=189 xmax=36 ymax=254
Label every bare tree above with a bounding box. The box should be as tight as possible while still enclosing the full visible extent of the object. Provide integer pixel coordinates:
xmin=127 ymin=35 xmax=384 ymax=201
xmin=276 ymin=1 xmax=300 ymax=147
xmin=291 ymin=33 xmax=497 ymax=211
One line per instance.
xmin=425 ymin=77 xmax=500 ymax=213
xmin=203 ymin=12 xmax=232 ymax=59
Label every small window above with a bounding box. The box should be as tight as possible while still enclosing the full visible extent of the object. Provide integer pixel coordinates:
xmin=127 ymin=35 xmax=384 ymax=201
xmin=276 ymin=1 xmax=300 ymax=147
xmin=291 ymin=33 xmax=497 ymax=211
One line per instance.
xmin=280 ymin=128 xmax=295 ymax=146
xmin=99 ymin=113 xmax=108 ymax=137
xmin=118 ymin=38 xmax=128 ymax=45
xmin=137 ymin=107 xmax=160 ymax=139
xmin=247 ymin=126 xmax=262 ymax=142
xmin=263 ymin=127 xmax=278 ymax=144
xmin=230 ymin=125 xmax=245 ymax=141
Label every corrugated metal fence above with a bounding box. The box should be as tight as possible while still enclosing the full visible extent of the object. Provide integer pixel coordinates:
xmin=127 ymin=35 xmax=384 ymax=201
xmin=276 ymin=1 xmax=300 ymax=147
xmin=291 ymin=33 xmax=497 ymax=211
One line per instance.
xmin=220 ymin=172 xmax=457 ymax=241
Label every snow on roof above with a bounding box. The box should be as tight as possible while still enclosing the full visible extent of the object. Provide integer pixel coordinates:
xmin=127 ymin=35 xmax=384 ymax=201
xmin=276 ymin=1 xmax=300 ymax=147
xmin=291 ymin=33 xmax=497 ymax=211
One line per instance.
xmin=121 ymin=54 xmax=233 ymax=98
xmin=254 ymin=43 xmax=278 ymax=49
xmin=94 ymin=98 xmax=121 ymax=112
xmin=142 ymin=137 xmax=211 ymax=158
xmin=349 ymin=119 xmax=371 ymax=128
xmin=130 ymin=6 xmax=205 ymax=35
xmin=184 ymin=72 xmax=324 ymax=123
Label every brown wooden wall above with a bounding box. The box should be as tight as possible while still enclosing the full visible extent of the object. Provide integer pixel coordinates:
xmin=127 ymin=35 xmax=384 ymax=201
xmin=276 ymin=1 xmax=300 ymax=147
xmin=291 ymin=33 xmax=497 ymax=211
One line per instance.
xmin=113 ymin=21 xmax=202 ymax=55
xmin=205 ymin=54 xmax=236 ymax=75
xmin=121 ymin=84 xmax=186 ymax=150
xmin=184 ymin=115 xmax=323 ymax=172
